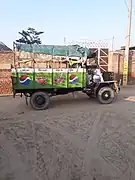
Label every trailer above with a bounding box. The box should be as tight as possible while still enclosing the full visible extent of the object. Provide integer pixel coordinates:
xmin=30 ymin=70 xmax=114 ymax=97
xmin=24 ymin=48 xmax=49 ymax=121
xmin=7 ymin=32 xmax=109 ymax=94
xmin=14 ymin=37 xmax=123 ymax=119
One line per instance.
xmin=11 ymin=43 xmax=120 ymax=110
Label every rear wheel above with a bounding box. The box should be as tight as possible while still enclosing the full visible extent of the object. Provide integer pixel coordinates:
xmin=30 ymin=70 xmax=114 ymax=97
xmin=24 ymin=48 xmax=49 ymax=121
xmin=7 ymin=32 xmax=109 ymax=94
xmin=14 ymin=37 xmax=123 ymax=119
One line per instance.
xmin=30 ymin=91 xmax=50 ymax=110
xmin=97 ymin=87 xmax=114 ymax=104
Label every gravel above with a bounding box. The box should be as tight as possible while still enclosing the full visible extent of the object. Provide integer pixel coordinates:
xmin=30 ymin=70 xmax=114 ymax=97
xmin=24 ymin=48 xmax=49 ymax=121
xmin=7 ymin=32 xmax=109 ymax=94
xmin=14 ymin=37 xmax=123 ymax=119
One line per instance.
xmin=0 ymin=88 xmax=135 ymax=180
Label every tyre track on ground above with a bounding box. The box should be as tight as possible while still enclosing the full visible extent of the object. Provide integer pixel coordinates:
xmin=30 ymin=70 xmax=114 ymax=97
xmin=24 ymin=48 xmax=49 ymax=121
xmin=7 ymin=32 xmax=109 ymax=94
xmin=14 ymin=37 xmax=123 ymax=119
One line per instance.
xmin=0 ymin=90 xmax=135 ymax=179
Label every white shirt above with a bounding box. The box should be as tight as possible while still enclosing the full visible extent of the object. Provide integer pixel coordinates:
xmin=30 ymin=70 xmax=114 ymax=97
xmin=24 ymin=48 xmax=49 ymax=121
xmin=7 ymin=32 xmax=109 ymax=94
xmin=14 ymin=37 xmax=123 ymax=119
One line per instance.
xmin=93 ymin=68 xmax=104 ymax=82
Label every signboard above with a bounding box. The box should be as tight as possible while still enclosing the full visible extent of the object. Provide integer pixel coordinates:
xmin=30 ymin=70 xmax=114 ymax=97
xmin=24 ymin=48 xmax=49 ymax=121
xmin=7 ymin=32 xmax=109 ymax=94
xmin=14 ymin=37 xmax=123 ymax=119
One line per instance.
xmin=123 ymin=60 xmax=128 ymax=86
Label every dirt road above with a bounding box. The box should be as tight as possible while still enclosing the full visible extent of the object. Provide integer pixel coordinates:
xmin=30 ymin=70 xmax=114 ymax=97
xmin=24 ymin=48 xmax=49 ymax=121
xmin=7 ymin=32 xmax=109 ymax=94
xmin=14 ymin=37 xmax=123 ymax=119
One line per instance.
xmin=0 ymin=88 xmax=135 ymax=180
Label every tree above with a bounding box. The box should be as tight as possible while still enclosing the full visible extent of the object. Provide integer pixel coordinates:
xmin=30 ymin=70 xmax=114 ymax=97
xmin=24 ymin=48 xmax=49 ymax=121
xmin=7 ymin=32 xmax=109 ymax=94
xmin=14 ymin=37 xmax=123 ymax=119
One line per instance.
xmin=16 ymin=27 xmax=44 ymax=44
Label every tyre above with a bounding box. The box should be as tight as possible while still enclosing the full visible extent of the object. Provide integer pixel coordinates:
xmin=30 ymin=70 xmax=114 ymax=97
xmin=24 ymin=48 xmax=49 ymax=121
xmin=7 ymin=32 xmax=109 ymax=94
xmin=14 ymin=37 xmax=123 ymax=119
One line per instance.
xmin=97 ymin=87 xmax=115 ymax=104
xmin=30 ymin=91 xmax=50 ymax=110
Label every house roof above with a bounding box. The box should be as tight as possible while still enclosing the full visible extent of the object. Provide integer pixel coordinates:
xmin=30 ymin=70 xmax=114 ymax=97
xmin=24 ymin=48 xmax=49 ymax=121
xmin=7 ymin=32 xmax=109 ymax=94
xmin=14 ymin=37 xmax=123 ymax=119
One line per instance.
xmin=0 ymin=41 xmax=12 ymax=52
xmin=121 ymin=46 xmax=135 ymax=50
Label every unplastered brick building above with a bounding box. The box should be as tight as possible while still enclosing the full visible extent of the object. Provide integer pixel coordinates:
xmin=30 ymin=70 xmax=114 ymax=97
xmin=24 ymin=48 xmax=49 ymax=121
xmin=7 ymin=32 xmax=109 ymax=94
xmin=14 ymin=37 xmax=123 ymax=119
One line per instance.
xmin=0 ymin=42 xmax=14 ymax=95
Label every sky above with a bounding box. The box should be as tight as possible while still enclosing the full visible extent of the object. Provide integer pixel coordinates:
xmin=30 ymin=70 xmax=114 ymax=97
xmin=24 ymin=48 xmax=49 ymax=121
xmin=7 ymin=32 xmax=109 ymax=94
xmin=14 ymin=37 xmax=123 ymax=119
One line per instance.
xmin=0 ymin=0 xmax=135 ymax=50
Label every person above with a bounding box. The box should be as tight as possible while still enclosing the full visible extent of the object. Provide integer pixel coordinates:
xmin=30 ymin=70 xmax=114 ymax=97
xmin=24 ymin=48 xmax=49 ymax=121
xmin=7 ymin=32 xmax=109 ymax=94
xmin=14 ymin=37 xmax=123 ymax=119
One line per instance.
xmin=93 ymin=65 xmax=104 ymax=83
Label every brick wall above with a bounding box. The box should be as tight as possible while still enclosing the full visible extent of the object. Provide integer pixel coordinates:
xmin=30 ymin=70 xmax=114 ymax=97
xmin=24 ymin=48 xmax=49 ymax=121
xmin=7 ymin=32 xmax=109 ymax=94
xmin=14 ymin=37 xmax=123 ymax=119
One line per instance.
xmin=0 ymin=52 xmax=14 ymax=95
xmin=0 ymin=70 xmax=12 ymax=95
xmin=0 ymin=52 xmax=14 ymax=68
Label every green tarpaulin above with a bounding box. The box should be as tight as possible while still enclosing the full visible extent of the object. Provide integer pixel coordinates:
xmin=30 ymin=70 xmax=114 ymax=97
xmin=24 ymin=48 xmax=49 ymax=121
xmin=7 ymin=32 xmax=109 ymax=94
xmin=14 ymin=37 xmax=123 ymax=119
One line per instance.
xmin=16 ymin=44 xmax=92 ymax=57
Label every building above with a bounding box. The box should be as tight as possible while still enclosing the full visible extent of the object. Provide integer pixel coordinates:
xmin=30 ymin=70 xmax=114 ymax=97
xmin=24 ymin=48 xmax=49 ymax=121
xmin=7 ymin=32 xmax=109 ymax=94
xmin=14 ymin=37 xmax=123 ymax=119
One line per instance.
xmin=109 ymin=46 xmax=135 ymax=85
xmin=0 ymin=42 xmax=14 ymax=69
xmin=0 ymin=42 xmax=14 ymax=95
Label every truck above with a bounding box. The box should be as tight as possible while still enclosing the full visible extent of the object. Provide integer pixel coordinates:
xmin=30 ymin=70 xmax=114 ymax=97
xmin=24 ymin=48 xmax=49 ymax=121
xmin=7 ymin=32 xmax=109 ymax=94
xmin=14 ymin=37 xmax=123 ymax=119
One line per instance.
xmin=11 ymin=43 xmax=120 ymax=110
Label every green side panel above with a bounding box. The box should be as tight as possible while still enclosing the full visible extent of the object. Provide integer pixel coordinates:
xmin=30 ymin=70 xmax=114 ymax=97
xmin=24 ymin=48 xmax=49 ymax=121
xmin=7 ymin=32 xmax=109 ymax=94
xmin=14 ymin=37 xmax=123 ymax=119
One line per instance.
xmin=11 ymin=68 xmax=53 ymax=89
xmin=12 ymin=72 xmax=16 ymax=77
xmin=83 ymin=70 xmax=86 ymax=88
xmin=11 ymin=68 xmax=34 ymax=89
xmin=11 ymin=68 xmax=87 ymax=90
xmin=53 ymin=69 xmax=68 ymax=88
xmin=34 ymin=69 xmax=53 ymax=89
xmin=68 ymin=68 xmax=84 ymax=88
xmin=11 ymin=70 xmax=18 ymax=89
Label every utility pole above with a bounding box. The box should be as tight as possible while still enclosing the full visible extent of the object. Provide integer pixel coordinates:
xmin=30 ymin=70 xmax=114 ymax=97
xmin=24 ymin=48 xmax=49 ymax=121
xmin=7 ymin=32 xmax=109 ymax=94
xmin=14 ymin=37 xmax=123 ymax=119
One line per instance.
xmin=112 ymin=36 xmax=115 ymax=51
xmin=123 ymin=0 xmax=132 ymax=86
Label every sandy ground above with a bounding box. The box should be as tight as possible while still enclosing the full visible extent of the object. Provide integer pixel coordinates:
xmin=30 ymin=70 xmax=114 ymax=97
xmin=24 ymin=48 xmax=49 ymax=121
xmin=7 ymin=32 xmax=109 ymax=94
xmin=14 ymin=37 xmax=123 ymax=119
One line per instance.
xmin=0 ymin=87 xmax=135 ymax=180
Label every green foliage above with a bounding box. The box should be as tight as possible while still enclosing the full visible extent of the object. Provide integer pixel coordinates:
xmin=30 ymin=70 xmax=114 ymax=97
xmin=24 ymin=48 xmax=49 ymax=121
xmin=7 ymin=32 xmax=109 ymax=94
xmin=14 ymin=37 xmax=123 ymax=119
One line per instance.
xmin=16 ymin=27 xmax=44 ymax=44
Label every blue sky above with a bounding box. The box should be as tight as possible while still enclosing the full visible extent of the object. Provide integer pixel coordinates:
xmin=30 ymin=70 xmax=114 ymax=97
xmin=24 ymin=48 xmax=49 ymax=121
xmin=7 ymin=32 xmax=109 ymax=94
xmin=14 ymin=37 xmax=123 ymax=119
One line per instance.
xmin=0 ymin=0 xmax=135 ymax=49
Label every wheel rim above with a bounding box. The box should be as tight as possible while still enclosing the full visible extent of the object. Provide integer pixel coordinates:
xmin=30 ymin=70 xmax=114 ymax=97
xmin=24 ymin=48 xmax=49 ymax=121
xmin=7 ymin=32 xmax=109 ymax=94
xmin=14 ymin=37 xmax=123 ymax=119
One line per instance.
xmin=34 ymin=95 xmax=46 ymax=107
xmin=101 ymin=91 xmax=111 ymax=100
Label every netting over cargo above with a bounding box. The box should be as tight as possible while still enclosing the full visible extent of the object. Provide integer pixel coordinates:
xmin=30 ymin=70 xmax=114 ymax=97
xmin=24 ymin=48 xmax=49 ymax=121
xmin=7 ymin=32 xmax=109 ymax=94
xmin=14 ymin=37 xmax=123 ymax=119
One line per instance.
xmin=15 ymin=44 xmax=92 ymax=57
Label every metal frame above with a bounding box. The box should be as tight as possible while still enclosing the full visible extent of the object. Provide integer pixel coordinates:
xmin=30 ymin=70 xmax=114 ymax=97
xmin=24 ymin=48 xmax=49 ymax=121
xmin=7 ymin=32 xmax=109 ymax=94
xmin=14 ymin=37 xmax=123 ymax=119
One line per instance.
xmin=66 ymin=38 xmax=113 ymax=72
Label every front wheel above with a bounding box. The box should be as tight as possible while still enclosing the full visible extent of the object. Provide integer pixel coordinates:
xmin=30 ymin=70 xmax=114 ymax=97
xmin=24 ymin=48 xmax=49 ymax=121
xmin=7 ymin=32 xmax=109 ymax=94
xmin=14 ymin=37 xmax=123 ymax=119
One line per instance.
xmin=97 ymin=87 xmax=115 ymax=104
xmin=30 ymin=91 xmax=50 ymax=110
